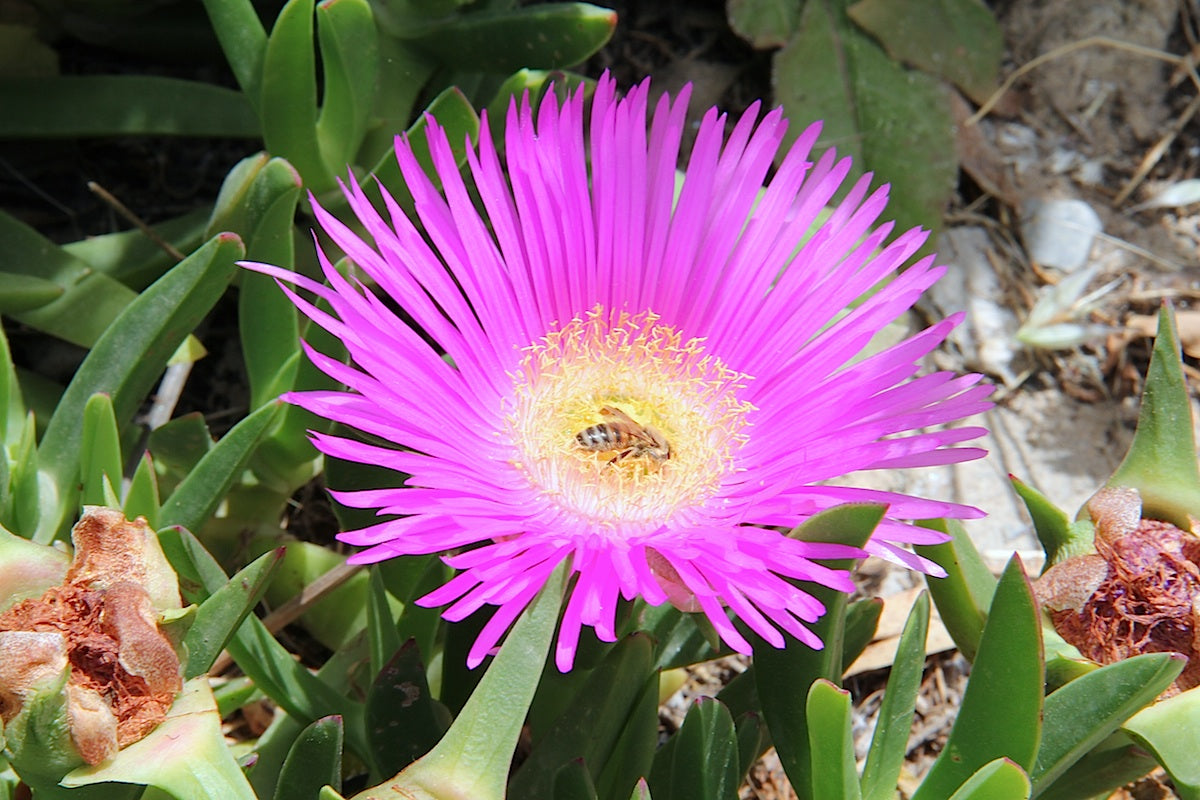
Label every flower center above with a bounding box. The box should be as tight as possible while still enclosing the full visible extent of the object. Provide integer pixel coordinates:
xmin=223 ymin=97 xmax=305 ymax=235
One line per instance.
xmin=507 ymin=307 xmax=753 ymax=532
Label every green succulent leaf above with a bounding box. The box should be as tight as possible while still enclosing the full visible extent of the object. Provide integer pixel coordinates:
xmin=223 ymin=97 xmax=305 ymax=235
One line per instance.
xmin=510 ymin=633 xmax=655 ymax=798
xmin=842 ymin=596 xmax=883 ymax=673
xmin=354 ymin=36 xmax=435 ymax=167
xmin=1107 ymin=304 xmax=1200 ymax=528
xmin=123 ymin=452 xmax=162 ymax=528
xmin=772 ymin=0 xmax=956 ymax=242
xmin=234 ymin=158 xmax=303 ymax=268
xmin=366 ymin=640 xmax=448 ymax=778
xmin=200 ymin=0 xmax=268 ymax=106
xmin=755 ymin=503 xmax=882 ymax=795
xmin=1034 ymin=732 xmax=1157 ymax=800
xmin=647 ymin=697 xmax=739 ymax=800
xmin=1032 ymin=652 xmax=1184 ymax=793
xmin=1124 ymin=684 xmax=1200 ymax=798
xmin=0 ymin=210 xmax=155 ymax=349
xmin=79 ymin=394 xmax=122 ymax=508
xmin=915 ymin=518 xmax=997 ymax=662
xmin=62 ymin=211 xmax=208 ymax=293
xmin=274 ymin=715 xmax=344 ymax=800
xmin=184 ymin=547 xmax=285 ymax=679
xmin=911 ymin=558 xmax=1042 ymax=800
xmin=9 ymin=412 xmax=39 ymax=534
xmin=946 ymin=759 xmax=1030 ymax=800
xmin=734 ymin=711 xmax=769 ymax=778
xmin=1008 ymin=475 xmax=1089 ymax=569
xmin=728 ymin=0 xmax=802 ymax=49
xmin=594 ymin=671 xmax=659 ymax=800
xmin=213 ymin=676 xmax=258 ymax=718
xmin=860 ymin=592 xmax=929 ymax=800
xmin=35 ymin=232 xmax=243 ymax=543
xmin=0 ymin=272 xmax=62 ymax=313
xmin=360 ymin=563 xmax=567 ymax=800
xmin=367 ymin=566 xmax=403 ymax=678
xmin=401 ymin=3 xmax=616 ymax=73
xmin=228 ymin=157 xmax=305 ymax=410
xmin=157 ymin=399 xmax=281 ymax=536
xmin=365 ymin=86 xmax=480 ymax=215
xmin=261 ymin=0 xmax=336 ymax=192
xmin=209 ymin=152 xmax=270 ymax=237
xmin=846 ymin=0 xmax=1002 ymax=104
xmin=0 ymin=321 xmax=21 ymax=442
xmin=159 ymin=526 xmax=369 ymax=759
xmin=806 ymin=680 xmax=862 ymax=800
xmin=553 ymin=760 xmax=599 ymax=800
xmin=315 ymin=0 xmax=379 ymax=173
xmin=0 ymin=76 xmax=259 ymax=138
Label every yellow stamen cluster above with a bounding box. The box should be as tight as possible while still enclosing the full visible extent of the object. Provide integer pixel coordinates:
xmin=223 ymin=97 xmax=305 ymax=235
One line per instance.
xmin=507 ymin=307 xmax=754 ymax=532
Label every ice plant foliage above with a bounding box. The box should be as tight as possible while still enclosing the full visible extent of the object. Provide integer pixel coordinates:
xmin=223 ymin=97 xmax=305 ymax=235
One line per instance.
xmin=245 ymin=76 xmax=991 ymax=671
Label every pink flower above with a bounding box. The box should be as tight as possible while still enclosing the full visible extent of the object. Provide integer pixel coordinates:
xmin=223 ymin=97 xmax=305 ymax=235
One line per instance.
xmin=245 ymin=76 xmax=991 ymax=671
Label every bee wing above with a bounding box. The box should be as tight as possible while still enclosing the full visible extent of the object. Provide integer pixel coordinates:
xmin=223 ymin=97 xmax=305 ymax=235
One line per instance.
xmin=642 ymin=424 xmax=669 ymax=450
xmin=598 ymin=406 xmax=637 ymax=424
xmin=600 ymin=407 xmax=659 ymax=445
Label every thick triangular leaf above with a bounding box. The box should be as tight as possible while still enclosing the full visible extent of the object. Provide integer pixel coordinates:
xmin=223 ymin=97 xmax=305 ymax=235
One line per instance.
xmin=0 ymin=76 xmax=259 ymax=137
xmin=79 ymin=393 xmax=122 ymax=508
xmin=807 ymin=680 xmax=861 ymax=800
xmin=509 ymin=633 xmax=655 ymax=798
xmin=274 ymin=716 xmax=344 ymax=800
xmin=183 ymin=547 xmax=285 ymax=679
xmin=402 ymin=3 xmax=616 ymax=73
xmin=915 ymin=518 xmax=996 ymax=662
xmin=1123 ymin=684 xmax=1200 ymax=798
xmin=911 ymin=559 xmax=1042 ymax=799
xmin=647 ymin=698 xmax=739 ymax=800
xmin=945 ymin=759 xmax=1029 ymax=800
xmin=315 ymin=0 xmax=378 ymax=170
xmin=374 ymin=564 xmax=566 ymax=800
xmin=1107 ymin=304 xmax=1200 ymax=528
xmin=1033 ymin=652 xmax=1183 ymax=793
xmin=36 ymin=232 xmax=242 ymax=543
xmin=860 ymin=593 xmax=929 ymax=800
xmin=366 ymin=640 xmax=448 ymax=777
xmin=755 ymin=504 xmax=882 ymax=796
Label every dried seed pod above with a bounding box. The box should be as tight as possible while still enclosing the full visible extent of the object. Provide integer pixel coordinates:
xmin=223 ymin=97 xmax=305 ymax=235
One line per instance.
xmin=1040 ymin=488 xmax=1200 ymax=696
xmin=0 ymin=508 xmax=183 ymax=774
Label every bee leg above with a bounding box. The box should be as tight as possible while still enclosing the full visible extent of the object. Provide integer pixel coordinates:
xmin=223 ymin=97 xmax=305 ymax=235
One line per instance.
xmin=607 ymin=448 xmax=635 ymax=466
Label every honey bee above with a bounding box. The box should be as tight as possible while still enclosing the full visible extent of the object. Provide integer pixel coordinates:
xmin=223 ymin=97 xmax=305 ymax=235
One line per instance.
xmin=574 ymin=406 xmax=672 ymax=465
